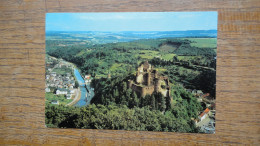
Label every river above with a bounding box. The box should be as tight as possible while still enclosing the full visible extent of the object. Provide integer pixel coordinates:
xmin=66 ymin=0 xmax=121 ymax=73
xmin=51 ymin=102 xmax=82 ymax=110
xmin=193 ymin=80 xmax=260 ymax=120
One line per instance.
xmin=73 ymin=69 xmax=95 ymax=107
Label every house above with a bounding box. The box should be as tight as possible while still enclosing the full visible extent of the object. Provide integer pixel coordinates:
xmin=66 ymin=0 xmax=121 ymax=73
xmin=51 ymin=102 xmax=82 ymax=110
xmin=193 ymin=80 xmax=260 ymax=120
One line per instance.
xmin=197 ymin=98 xmax=202 ymax=102
xmin=70 ymin=80 xmax=75 ymax=85
xmin=50 ymin=72 xmax=56 ymax=77
xmin=66 ymin=94 xmax=72 ymax=99
xmin=45 ymin=87 xmax=50 ymax=92
xmin=210 ymin=103 xmax=216 ymax=110
xmin=69 ymin=85 xmax=74 ymax=89
xmin=57 ymin=85 xmax=63 ymax=89
xmin=56 ymin=88 xmax=68 ymax=95
xmin=51 ymin=100 xmax=59 ymax=105
xmin=85 ymin=74 xmax=91 ymax=80
xmin=197 ymin=90 xmax=203 ymax=96
xmin=192 ymin=89 xmax=197 ymax=94
xmin=66 ymin=73 xmax=71 ymax=77
xmin=198 ymin=108 xmax=210 ymax=121
xmin=202 ymin=93 xmax=210 ymax=98
xmin=70 ymin=89 xmax=75 ymax=94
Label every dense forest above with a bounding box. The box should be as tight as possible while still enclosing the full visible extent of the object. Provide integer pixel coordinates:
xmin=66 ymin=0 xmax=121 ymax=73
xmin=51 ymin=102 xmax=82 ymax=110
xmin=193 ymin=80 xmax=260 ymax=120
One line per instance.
xmin=46 ymin=36 xmax=216 ymax=132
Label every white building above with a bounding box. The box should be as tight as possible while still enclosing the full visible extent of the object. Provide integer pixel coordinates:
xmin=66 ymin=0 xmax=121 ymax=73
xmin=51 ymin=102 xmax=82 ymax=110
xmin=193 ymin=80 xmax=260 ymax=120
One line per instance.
xmin=198 ymin=108 xmax=210 ymax=121
xmin=69 ymin=85 xmax=74 ymax=89
xmin=50 ymin=72 xmax=56 ymax=77
xmin=70 ymin=89 xmax=75 ymax=94
xmin=56 ymin=88 xmax=68 ymax=95
xmin=51 ymin=100 xmax=59 ymax=105
xmin=45 ymin=87 xmax=50 ymax=92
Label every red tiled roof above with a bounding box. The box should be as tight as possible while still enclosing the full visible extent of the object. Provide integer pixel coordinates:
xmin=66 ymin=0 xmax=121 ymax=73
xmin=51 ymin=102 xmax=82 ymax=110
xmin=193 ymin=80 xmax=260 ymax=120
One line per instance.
xmin=202 ymin=93 xmax=210 ymax=98
xmin=199 ymin=108 xmax=210 ymax=117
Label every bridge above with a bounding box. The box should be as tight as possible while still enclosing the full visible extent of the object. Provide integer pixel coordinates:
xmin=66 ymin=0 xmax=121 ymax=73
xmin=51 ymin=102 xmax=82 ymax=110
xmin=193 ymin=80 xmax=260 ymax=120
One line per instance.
xmin=79 ymin=83 xmax=86 ymax=86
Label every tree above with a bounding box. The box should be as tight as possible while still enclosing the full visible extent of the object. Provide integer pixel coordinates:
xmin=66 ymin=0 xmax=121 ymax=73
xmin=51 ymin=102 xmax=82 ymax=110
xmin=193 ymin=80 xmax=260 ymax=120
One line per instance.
xmin=160 ymin=96 xmax=166 ymax=112
xmin=166 ymin=95 xmax=171 ymax=111
xmin=122 ymin=82 xmax=127 ymax=92
xmin=75 ymin=81 xmax=79 ymax=88
xmin=101 ymin=95 xmax=105 ymax=104
xmin=129 ymin=92 xmax=139 ymax=108
xmin=173 ymin=56 xmax=178 ymax=63
xmin=150 ymin=95 xmax=155 ymax=110
xmin=121 ymin=95 xmax=127 ymax=106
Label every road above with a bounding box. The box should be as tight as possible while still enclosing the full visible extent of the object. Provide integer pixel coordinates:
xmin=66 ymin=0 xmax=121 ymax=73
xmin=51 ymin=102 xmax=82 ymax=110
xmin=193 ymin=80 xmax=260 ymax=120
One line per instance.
xmin=66 ymin=88 xmax=81 ymax=106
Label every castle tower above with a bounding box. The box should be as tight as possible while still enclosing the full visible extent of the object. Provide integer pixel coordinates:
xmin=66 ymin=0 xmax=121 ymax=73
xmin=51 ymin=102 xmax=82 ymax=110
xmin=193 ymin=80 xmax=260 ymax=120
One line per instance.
xmin=154 ymin=70 xmax=158 ymax=78
xmin=167 ymin=88 xmax=171 ymax=97
xmin=147 ymin=72 xmax=151 ymax=86
xmin=154 ymin=78 xmax=160 ymax=92
xmin=136 ymin=71 xmax=139 ymax=83
xmin=143 ymin=61 xmax=149 ymax=72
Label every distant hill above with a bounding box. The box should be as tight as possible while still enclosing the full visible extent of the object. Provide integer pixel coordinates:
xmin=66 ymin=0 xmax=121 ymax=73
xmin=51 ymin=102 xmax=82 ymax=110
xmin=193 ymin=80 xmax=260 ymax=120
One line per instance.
xmin=46 ymin=30 xmax=217 ymax=44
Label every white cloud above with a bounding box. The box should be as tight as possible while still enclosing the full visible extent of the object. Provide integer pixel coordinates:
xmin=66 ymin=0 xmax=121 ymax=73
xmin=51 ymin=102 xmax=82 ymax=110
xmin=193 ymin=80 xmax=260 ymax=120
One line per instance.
xmin=77 ymin=12 xmax=162 ymax=21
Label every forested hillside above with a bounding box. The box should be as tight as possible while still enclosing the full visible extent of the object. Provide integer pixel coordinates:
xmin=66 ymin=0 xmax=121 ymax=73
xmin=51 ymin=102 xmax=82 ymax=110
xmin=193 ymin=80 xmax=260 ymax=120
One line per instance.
xmin=46 ymin=75 xmax=202 ymax=133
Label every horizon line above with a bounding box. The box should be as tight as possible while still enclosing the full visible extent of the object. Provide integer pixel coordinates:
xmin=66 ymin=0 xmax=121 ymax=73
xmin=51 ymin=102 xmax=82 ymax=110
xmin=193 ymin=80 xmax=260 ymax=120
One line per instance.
xmin=46 ymin=29 xmax=217 ymax=32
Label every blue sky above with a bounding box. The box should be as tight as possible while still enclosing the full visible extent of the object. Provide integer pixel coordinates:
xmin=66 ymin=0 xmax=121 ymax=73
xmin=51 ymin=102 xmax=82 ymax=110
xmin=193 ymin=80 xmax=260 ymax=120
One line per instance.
xmin=46 ymin=12 xmax=217 ymax=31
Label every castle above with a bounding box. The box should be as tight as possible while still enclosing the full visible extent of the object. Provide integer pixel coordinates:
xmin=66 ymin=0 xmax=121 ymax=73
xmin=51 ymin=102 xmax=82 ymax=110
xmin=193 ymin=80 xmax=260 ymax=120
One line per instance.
xmin=128 ymin=61 xmax=170 ymax=98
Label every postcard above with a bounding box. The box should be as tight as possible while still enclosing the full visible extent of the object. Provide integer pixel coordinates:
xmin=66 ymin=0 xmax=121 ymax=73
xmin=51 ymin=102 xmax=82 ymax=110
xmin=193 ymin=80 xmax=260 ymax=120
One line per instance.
xmin=45 ymin=12 xmax=217 ymax=133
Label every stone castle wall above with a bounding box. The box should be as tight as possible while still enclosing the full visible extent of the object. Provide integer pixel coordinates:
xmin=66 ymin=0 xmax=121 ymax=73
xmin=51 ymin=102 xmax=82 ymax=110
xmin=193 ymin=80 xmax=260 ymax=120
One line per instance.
xmin=142 ymin=86 xmax=155 ymax=97
xmin=130 ymin=83 xmax=144 ymax=97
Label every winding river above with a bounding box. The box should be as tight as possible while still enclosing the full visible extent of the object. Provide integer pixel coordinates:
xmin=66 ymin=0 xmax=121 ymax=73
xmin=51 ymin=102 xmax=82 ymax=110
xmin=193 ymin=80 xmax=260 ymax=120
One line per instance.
xmin=73 ymin=69 xmax=95 ymax=107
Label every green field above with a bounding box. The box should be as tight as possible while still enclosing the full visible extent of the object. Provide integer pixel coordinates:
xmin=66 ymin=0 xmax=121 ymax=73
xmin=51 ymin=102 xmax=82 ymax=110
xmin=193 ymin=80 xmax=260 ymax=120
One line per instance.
xmin=52 ymin=67 xmax=72 ymax=75
xmin=156 ymin=67 xmax=167 ymax=74
xmin=177 ymin=56 xmax=197 ymax=61
xmin=182 ymin=38 xmax=217 ymax=48
xmin=45 ymin=92 xmax=72 ymax=105
xmin=137 ymin=50 xmax=159 ymax=59
xmin=161 ymin=53 xmax=176 ymax=60
xmin=159 ymin=44 xmax=177 ymax=52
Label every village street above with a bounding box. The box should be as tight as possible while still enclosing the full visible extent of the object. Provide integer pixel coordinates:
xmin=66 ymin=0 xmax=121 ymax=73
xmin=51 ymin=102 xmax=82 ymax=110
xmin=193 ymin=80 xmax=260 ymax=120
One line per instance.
xmin=66 ymin=87 xmax=81 ymax=106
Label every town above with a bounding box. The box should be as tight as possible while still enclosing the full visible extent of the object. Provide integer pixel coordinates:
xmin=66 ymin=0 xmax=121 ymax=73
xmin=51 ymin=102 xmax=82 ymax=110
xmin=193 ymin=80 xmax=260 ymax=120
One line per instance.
xmin=45 ymin=55 xmax=78 ymax=105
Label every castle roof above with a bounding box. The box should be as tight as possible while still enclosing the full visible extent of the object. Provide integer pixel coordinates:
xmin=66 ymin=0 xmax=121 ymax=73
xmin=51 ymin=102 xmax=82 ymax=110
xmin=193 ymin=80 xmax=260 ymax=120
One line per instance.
xmin=143 ymin=61 xmax=150 ymax=70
